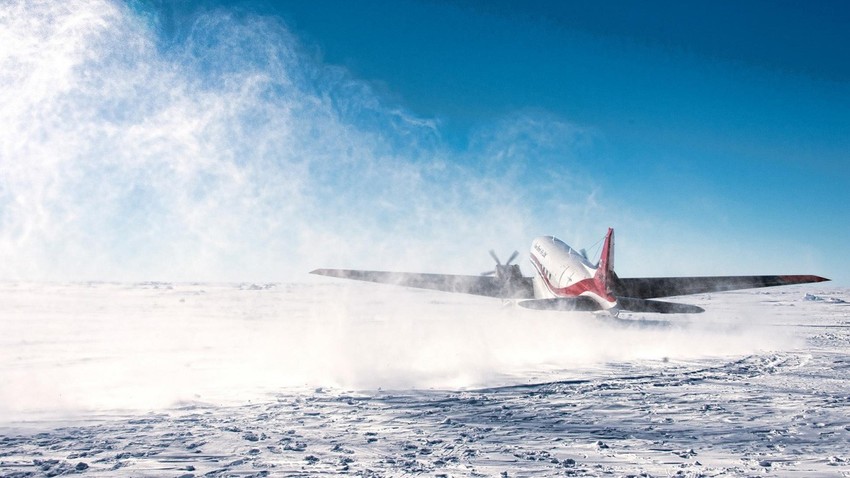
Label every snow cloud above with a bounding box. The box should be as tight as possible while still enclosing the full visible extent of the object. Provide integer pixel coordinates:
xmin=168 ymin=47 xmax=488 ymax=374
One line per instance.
xmin=0 ymin=0 xmax=606 ymax=282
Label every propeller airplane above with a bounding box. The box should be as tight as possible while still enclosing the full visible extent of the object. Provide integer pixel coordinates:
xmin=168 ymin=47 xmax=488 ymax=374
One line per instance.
xmin=311 ymin=228 xmax=828 ymax=315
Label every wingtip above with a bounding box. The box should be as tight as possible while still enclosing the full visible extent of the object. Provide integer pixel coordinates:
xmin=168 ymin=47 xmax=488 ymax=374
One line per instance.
xmin=779 ymin=274 xmax=830 ymax=284
xmin=310 ymin=268 xmax=348 ymax=278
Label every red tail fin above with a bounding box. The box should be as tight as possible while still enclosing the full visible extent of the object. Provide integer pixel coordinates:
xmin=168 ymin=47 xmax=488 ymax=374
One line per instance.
xmin=594 ymin=228 xmax=615 ymax=294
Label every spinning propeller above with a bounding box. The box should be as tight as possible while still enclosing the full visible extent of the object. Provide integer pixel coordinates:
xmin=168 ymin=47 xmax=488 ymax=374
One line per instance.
xmin=482 ymin=250 xmax=521 ymax=280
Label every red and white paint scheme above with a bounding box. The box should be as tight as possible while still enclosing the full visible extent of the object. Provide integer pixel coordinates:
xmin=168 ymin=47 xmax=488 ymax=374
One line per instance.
xmin=312 ymin=227 xmax=828 ymax=314
xmin=529 ymin=228 xmax=617 ymax=311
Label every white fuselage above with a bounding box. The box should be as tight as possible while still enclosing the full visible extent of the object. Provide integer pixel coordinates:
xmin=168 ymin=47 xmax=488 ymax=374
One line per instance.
xmin=528 ymin=236 xmax=617 ymax=309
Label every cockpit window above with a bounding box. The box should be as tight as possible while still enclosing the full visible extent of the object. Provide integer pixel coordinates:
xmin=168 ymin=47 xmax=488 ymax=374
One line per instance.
xmin=552 ymin=236 xmax=595 ymax=268
xmin=550 ymin=236 xmax=568 ymax=248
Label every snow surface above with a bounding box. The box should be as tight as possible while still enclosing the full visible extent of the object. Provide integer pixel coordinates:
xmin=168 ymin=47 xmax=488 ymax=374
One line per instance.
xmin=1 ymin=281 xmax=848 ymax=476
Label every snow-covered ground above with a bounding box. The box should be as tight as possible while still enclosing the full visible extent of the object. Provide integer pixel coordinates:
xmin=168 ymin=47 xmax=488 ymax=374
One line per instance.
xmin=1 ymin=281 xmax=848 ymax=476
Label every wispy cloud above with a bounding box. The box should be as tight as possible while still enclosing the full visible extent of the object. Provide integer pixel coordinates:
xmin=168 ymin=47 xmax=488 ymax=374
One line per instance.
xmin=0 ymin=0 xmax=605 ymax=281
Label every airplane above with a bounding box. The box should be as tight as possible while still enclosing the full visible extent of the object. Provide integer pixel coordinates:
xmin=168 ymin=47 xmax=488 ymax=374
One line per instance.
xmin=311 ymin=228 xmax=828 ymax=315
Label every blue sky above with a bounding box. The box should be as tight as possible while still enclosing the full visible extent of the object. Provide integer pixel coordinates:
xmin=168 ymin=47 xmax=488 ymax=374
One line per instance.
xmin=2 ymin=0 xmax=848 ymax=284
xmin=174 ymin=0 xmax=849 ymax=282
xmin=282 ymin=0 xmax=850 ymax=213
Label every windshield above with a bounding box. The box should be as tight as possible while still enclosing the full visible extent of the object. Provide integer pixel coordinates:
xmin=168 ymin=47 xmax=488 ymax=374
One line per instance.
xmin=551 ymin=236 xmax=595 ymax=268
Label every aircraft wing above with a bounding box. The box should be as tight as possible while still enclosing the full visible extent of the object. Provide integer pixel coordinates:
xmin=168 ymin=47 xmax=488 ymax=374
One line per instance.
xmin=612 ymin=274 xmax=829 ymax=299
xmin=310 ymin=269 xmax=535 ymax=299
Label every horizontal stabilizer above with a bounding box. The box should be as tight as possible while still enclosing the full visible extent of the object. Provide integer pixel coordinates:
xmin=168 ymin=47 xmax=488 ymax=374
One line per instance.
xmin=616 ymin=297 xmax=705 ymax=314
xmin=518 ymin=297 xmax=602 ymax=312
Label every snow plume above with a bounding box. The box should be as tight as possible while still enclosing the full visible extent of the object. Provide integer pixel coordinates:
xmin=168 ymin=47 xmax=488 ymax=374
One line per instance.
xmin=0 ymin=0 xmax=605 ymax=282
xmin=0 ymin=282 xmax=801 ymax=421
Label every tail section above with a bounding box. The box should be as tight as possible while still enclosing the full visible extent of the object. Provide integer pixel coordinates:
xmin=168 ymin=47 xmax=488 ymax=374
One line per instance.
xmin=593 ymin=228 xmax=616 ymax=304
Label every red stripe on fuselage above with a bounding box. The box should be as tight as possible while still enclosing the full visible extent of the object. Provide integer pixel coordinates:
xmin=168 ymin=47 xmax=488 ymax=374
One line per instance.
xmin=529 ymin=252 xmax=615 ymax=305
